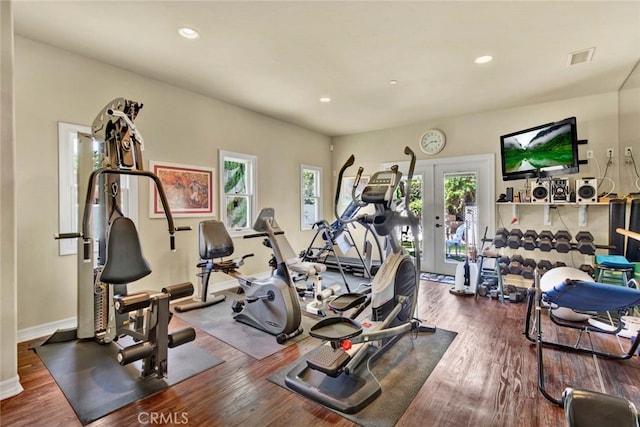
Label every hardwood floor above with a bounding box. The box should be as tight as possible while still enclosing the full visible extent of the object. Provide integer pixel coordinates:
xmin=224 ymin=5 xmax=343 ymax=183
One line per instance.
xmin=2 ymin=280 xmax=640 ymax=426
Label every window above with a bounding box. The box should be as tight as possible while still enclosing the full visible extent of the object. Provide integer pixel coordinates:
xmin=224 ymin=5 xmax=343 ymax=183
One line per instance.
xmin=58 ymin=122 xmax=138 ymax=255
xmin=219 ymin=150 xmax=257 ymax=234
xmin=301 ymin=165 xmax=322 ymax=230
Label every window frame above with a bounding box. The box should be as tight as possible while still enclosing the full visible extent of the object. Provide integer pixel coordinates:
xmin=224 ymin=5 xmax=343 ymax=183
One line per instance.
xmin=58 ymin=122 xmax=138 ymax=256
xmin=300 ymin=164 xmax=323 ymax=231
xmin=219 ymin=150 xmax=258 ymax=236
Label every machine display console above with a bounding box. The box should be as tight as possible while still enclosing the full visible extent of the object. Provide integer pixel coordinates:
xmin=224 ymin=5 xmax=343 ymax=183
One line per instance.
xmin=361 ymin=170 xmax=402 ymax=204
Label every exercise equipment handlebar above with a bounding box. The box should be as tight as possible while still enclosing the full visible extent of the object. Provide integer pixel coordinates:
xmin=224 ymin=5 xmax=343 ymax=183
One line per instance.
xmin=244 ymin=230 xmax=284 ymax=239
xmin=82 ymin=168 xmax=177 ymax=257
xmin=334 ymin=155 xmax=355 ymax=217
xmin=55 ymin=232 xmax=82 ymax=239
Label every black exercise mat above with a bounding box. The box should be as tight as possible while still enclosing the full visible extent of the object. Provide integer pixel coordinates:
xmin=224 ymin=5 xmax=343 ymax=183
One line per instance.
xmin=34 ymin=339 xmax=223 ymax=425
xmin=174 ymin=290 xmax=316 ymax=360
xmin=268 ymin=328 xmax=457 ymax=427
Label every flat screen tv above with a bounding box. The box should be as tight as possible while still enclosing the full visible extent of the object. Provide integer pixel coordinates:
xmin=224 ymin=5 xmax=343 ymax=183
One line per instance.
xmin=500 ymin=117 xmax=579 ymax=181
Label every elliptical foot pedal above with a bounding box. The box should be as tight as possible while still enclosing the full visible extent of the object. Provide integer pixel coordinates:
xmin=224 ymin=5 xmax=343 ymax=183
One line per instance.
xmin=309 ymin=317 xmax=363 ymax=341
xmin=328 ymin=293 xmax=368 ymax=312
xmin=307 ymin=345 xmax=351 ymax=377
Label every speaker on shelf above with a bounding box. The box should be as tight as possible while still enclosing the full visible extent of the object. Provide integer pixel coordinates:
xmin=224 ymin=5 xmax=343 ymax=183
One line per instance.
xmin=550 ymin=178 xmax=569 ymax=203
xmin=531 ymin=180 xmax=549 ymax=203
xmin=575 ymin=178 xmax=597 ymax=203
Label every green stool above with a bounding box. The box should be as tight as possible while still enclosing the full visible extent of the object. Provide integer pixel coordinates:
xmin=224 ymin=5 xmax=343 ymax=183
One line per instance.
xmin=595 ymin=255 xmax=636 ymax=286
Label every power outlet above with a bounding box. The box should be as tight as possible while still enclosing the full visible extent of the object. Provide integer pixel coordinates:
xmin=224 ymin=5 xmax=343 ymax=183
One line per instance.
xmin=586 ymin=150 xmax=594 ymax=159
xmin=626 ymin=147 xmax=633 ymax=156
xmin=607 ymin=148 xmax=614 ymax=158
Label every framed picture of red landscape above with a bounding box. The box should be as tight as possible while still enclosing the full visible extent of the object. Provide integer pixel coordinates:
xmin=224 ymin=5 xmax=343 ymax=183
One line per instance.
xmin=149 ymin=161 xmax=215 ymax=218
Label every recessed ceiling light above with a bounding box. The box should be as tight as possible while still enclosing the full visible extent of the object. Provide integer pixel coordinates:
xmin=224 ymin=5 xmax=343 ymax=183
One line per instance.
xmin=567 ymin=47 xmax=595 ymax=66
xmin=319 ymin=96 xmax=331 ymax=103
xmin=474 ymin=55 xmax=493 ymax=64
xmin=389 ymin=80 xmax=398 ymax=85
xmin=178 ymin=27 xmax=199 ymax=39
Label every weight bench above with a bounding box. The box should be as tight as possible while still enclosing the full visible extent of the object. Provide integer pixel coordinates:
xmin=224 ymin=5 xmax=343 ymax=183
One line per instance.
xmin=525 ymin=274 xmax=640 ymax=406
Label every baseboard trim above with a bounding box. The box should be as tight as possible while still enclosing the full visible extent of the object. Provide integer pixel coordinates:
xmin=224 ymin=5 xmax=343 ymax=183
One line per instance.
xmin=17 ymin=316 xmax=76 ymax=343
xmin=0 ymin=375 xmax=24 ymax=400
xmin=16 ymin=271 xmax=273 ymax=343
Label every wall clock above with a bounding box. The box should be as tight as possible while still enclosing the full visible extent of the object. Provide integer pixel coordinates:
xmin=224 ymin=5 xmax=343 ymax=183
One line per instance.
xmin=419 ymin=129 xmax=446 ymax=155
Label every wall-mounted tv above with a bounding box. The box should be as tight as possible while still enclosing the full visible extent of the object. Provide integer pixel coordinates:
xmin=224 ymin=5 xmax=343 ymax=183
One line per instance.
xmin=500 ymin=117 xmax=580 ymax=181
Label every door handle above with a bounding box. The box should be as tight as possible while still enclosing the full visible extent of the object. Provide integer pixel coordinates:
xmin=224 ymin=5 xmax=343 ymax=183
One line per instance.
xmin=435 ymin=223 xmax=442 ymax=228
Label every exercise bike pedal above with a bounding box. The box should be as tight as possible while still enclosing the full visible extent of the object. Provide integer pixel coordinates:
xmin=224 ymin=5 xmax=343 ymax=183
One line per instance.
xmin=307 ymin=345 xmax=351 ymax=377
xmin=231 ymin=300 xmax=244 ymax=313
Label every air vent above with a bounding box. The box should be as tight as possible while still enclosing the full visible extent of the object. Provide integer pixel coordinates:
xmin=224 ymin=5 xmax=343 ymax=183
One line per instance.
xmin=567 ymin=47 xmax=595 ymax=66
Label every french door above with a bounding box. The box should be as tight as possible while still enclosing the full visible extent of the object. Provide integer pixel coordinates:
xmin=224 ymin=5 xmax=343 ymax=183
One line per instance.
xmin=384 ymin=154 xmax=495 ymax=275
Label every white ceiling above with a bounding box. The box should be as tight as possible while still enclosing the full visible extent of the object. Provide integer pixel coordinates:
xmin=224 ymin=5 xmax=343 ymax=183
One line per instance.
xmin=12 ymin=0 xmax=640 ymax=136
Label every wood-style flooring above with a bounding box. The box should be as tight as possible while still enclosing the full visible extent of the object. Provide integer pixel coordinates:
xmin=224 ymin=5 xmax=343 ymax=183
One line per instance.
xmin=2 ymin=279 xmax=640 ymax=426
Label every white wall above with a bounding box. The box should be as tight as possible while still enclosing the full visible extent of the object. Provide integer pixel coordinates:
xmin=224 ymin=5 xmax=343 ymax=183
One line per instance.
xmin=332 ymin=92 xmax=621 ymax=268
xmin=14 ymin=36 xmax=332 ymax=331
xmin=1 ymin=0 xmax=23 ymax=399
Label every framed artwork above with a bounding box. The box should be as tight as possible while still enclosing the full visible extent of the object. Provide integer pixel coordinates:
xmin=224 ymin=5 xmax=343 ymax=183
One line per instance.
xmin=149 ymin=161 xmax=215 ymax=218
xmin=339 ymin=175 xmax=369 ymax=214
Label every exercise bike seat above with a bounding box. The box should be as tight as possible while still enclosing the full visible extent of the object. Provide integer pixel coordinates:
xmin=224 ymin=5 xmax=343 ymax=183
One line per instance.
xmin=328 ymin=293 xmax=368 ymax=312
xmin=199 ymin=220 xmax=234 ymax=259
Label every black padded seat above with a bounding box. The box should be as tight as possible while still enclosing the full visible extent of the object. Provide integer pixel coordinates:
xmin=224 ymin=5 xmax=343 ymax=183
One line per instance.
xmin=199 ymin=220 xmax=234 ymax=259
xmin=563 ymin=388 xmax=639 ymax=427
xmin=100 ymin=217 xmax=152 ymax=284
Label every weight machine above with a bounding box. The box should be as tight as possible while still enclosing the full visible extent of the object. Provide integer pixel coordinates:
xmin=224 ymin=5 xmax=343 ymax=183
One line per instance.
xmin=51 ymin=98 xmax=194 ymax=379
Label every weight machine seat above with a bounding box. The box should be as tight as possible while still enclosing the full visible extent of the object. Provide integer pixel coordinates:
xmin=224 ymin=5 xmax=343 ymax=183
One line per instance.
xmin=101 ymin=217 xmax=152 ymax=284
xmin=563 ymin=388 xmax=639 ymax=427
xmin=199 ymin=220 xmax=234 ymax=259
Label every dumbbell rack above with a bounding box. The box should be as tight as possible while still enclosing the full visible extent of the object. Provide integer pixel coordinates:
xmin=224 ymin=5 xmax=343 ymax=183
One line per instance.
xmin=476 ymin=253 xmax=505 ymax=302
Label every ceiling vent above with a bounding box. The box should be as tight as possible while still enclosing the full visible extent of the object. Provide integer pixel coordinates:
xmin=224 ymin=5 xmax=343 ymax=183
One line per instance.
xmin=567 ymin=47 xmax=595 ymax=66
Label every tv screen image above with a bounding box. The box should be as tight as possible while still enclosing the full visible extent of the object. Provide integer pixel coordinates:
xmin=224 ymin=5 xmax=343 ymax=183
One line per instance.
xmin=500 ymin=117 xmax=579 ymax=181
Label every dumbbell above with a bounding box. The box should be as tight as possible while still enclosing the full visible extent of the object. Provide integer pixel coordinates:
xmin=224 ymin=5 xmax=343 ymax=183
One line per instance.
xmin=521 ymin=258 xmax=537 ymax=279
xmin=494 ymin=228 xmax=509 ymax=248
xmin=538 ymin=231 xmax=555 ymax=252
xmin=498 ymin=256 xmax=510 ymax=275
xmin=579 ymin=263 xmax=595 ymax=278
xmin=575 ymin=231 xmax=596 ymax=255
xmin=507 ymin=229 xmax=524 ymax=249
xmin=508 ymin=254 xmax=525 ymax=275
xmin=537 ymin=259 xmax=553 ymax=275
xmin=554 ymin=230 xmax=572 ymax=253
xmin=554 ymin=261 xmax=567 ymax=268
xmin=522 ymin=230 xmax=539 ymax=251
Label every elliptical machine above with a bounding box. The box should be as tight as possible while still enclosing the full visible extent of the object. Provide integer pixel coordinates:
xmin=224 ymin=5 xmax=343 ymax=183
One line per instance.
xmin=189 ymin=208 xmax=304 ymax=343
xmin=284 ymin=146 xmax=434 ymax=413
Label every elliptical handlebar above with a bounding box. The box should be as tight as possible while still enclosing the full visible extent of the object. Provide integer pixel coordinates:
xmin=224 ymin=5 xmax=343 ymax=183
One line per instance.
xmin=351 ymin=167 xmax=367 ymax=208
xmin=403 ymin=146 xmax=417 ymax=221
xmin=334 ymin=155 xmax=355 ymax=223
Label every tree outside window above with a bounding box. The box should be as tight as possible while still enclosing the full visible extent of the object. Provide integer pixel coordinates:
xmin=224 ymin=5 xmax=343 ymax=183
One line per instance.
xmin=220 ymin=151 xmax=256 ymax=232
xmin=301 ymin=165 xmax=322 ymax=230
